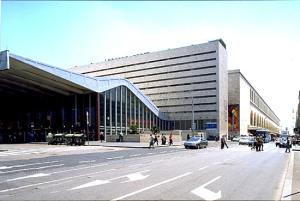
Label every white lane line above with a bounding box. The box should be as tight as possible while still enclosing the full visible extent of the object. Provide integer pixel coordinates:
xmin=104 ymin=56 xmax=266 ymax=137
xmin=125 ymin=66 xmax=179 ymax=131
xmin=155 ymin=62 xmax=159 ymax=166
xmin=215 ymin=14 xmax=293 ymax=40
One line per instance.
xmin=0 ymin=161 xmax=59 ymax=170
xmin=79 ymin=160 xmax=96 ymax=164
xmin=129 ymin=154 xmax=142 ymax=157
xmin=0 ymin=168 xmax=116 ymax=193
xmin=281 ymin=151 xmax=294 ymax=200
xmin=0 ymin=164 xmax=64 ymax=174
xmin=112 ymin=172 xmax=192 ymax=200
xmin=159 ymin=151 xmax=167 ymax=154
xmin=106 ymin=156 xmax=124 ymax=160
xmin=198 ymin=166 xmax=209 ymax=171
xmin=7 ymin=173 xmax=50 ymax=182
xmin=0 ymin=163 xmax=109 ymax=184
xmin=147 ymin=153 xmax=154 ymax=155
xmin=213 ymin=162 xmax=222 ymax=165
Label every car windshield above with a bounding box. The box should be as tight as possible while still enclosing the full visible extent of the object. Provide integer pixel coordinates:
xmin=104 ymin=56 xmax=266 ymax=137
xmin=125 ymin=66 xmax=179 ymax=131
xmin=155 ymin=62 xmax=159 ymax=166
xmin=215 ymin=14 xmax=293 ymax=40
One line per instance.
xmin=189 ymin=137 xmax=200 ymax=141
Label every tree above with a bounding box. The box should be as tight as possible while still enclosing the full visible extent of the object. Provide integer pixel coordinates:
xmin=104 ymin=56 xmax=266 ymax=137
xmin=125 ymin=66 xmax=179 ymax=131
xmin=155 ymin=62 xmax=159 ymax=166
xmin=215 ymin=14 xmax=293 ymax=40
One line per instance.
xmin=129 ymin=125 xmax=139 ymax=134
xmin=151 ymin=126 xmax=160 ymax=135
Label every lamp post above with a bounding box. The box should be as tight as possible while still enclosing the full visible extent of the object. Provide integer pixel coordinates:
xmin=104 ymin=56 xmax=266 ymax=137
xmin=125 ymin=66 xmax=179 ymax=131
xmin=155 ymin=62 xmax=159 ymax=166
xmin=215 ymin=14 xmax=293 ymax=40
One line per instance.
xmin=86 ymin=111 xmax=89 ymax=145
xmin=106 ymin=116 xmax=110 ymax=142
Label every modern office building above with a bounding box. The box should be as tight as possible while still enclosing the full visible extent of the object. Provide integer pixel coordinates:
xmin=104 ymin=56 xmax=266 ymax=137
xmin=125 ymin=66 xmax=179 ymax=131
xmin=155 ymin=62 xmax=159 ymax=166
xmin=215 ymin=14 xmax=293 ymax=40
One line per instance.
xmin=228 ymin=70 xmax=280 ymax=138
xmin=0 ymin=50 xmax=172 ymax=143
xmin=71 ymin=39 xmax=228 ymax=138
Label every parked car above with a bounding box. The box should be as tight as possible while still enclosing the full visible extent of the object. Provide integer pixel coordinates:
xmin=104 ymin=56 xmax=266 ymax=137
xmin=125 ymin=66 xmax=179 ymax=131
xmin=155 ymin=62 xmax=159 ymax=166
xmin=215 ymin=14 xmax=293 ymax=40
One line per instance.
xmin=184 ymin=136 xmax=208 ymax=149
xmin=275 ymin=138 xmax=281 ymax=147
xmin=239 ymin=137 xmax=250 ymax=145
xmin=232 ymin=136 xmax=240 ymax=142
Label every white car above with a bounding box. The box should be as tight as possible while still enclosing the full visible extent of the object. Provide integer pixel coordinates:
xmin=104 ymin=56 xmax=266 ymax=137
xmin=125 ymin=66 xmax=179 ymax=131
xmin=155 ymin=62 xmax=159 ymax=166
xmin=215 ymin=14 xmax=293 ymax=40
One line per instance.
xmin=239 ymin=137 xmax=250 ymax=145
xmin=232 ymin=136 xmax=240 ymax=142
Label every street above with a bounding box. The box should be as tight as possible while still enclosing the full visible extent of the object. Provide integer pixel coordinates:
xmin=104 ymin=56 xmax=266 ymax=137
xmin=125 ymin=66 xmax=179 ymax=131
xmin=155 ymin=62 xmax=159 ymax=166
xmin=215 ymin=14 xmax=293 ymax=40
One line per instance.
xmin=0 ymin=142 xmax=292 ymax=200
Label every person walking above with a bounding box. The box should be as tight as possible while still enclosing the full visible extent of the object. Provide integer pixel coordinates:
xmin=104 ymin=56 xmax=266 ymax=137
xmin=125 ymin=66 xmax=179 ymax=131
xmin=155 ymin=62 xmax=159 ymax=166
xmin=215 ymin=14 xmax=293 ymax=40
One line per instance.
xmin=100 ymin=132 xmax=104 ymax=143
xmin=187 ymin=134 xmax=190 ymax=141
xmin=221 ymin=135 xmax=228 ymax=149
xmin=154 ymin=135 xmax=158 ymax=146
xmin=169 ymin=133 xmax=173 ymax=146
xmin=149 ymin=134 xmax=155 ymax=149
xmin=285 ymin=137 xmax=291 ymax=153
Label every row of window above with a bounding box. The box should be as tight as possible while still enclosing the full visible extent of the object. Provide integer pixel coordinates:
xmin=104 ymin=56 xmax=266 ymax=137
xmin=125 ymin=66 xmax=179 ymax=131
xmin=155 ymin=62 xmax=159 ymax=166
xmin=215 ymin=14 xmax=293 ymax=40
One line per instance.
xmin=146 ymin=87 xmax=217 ymax=96
xmin=139 ymin=80 xmax=216 ymax=90
xmin=84 ymin=50 xmax=217 ymax=74
xmin=250 ymin=89 xmax=280 ymax=124
xmin=151 ymin=95 xmax=217 ymax=102
xmin=134 ymin=73 xmax=216 ymax=84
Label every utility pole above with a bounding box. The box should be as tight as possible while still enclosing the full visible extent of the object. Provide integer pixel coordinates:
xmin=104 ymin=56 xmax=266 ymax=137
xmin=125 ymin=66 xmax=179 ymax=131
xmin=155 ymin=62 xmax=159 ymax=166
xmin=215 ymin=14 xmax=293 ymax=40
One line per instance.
xmin=86 ymin=111 xmax=89 ymax=145
xmin=192 ymin=96 xmax=195 ymax=133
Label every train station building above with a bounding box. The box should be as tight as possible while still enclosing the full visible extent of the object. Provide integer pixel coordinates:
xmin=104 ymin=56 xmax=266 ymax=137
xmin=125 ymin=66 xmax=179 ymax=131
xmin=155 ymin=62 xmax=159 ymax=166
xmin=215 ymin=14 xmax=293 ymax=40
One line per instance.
xmin=0 ymin=39 xmax=280 ymax=143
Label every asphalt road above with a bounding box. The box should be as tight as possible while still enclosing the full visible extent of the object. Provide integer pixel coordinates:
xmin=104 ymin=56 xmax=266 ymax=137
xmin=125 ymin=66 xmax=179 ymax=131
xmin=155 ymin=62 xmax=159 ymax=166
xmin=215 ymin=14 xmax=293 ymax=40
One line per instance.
xmin=0 ymin=142 xmax=290 ymax=200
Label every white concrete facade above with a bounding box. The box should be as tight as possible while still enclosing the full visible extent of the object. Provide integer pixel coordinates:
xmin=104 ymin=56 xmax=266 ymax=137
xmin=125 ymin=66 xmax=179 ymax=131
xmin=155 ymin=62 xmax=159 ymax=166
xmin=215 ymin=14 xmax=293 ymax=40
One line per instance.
xmin=71 ymin=39 xmax=228 ymax=136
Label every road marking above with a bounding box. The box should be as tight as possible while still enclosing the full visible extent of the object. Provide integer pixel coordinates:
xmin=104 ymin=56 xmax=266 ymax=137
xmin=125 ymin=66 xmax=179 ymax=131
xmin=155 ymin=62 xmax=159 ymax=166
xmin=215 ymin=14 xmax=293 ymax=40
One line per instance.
xmin=0 ymin=164 xmax=64 ymax=174
xmin=121 ymin=171 xmax=150 ymax=183
xmin=112 ymin=172 xmax=192 ymax=200
xmin=159 ymin=151 xmax=167 ymax=154
xmin=191 ymin=176 xmax=222 ymax=201
xmin=0 ymin=161 xmax=60 ymax=170
xmin=79 ymin=160 xmax=96 ymax=164
xmin=69 ymin=170 xmax=150 ymax=191
xmin=129 ymin=154 xmax=142 ymax=157
xmin=281 ymin=151 xmax=294 ymax=200
xmin=198 ymin=166 xmax=209 ymax=171
xmin=0 ymin=168 xmax=116 ymax=193
xmin=106 ymin=156 xmax=124 ymax=160
xmin=70 ymin=180 xmax=111 ymax=190
xmin=7 ymin=173 xmax=50 ymax=182
xmin=147 ymin=153 xmax=154 ymax=155
xmin=213 ymin=162 xmax=222 ymax=165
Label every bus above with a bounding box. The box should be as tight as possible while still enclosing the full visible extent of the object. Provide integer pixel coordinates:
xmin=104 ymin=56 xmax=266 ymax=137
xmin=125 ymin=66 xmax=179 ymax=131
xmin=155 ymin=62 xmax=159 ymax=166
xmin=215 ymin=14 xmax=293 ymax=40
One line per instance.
xmin=256 ymin=129 xmax=271 ymax=143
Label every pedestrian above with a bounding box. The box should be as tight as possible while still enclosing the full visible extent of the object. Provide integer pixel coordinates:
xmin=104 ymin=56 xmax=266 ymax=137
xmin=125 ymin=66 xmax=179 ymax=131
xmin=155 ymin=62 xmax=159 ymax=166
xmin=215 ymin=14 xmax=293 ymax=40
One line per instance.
xmin=260 ymin=136 xmax=264 ymax=151
xmin=154 ymin=135 xmax=158 ymax=146
xmin=169 ymin=133 xmax=173 ymax=146
xmin=187 ymin=134 xmax=190 ymax=141
xmin=100 ymin=132 xmax=104 ymax=143
xmin=161 ymin=134 xmax=166 ymax=145
xmin=149 ymin=134 xmax=154 ymax=149
xmin=285 ymin=137 xmax=291 ymax=153
xmin=221 ymin=135 xmax=228 ymax=149
xmin=256 ymin=136 xmax=260 ymax=151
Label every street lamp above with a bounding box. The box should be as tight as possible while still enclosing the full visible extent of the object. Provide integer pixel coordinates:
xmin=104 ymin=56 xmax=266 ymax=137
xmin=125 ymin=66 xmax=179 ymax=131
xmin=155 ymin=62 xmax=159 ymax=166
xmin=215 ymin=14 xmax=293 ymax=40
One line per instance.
xmin=86 ymin=111 xmax=89 ymax=145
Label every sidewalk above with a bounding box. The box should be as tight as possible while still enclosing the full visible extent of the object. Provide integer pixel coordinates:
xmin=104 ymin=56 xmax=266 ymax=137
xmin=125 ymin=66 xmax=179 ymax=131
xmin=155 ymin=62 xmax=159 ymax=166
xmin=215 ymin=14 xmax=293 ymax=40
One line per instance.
xmin=85 ymin=140 xmax=224 ymax=148
xmin=282 ymin=144 xmax=300 ymax=200
xmin=85 ymin=141 xmax=183 ymax=148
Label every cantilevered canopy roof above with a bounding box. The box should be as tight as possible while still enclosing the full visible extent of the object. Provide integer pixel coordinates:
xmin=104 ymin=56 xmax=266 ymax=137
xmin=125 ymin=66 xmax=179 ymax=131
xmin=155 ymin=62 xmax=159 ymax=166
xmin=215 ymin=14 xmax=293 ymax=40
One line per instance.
xmin=0 ymin=50 xmax=161 ymax=117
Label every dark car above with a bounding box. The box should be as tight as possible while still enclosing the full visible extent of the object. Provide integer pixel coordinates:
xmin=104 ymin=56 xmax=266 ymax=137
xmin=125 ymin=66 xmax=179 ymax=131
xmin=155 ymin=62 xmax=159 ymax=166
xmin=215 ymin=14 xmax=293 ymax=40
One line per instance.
xmin=184 ymin=136 xmax=208 ymax=149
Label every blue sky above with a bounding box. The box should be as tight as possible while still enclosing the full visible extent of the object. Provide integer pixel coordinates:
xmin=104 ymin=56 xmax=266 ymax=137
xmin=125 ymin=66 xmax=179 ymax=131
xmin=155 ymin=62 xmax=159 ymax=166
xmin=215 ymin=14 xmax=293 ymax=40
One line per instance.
xmin=1 ymin=1 xmax=300 ymax=130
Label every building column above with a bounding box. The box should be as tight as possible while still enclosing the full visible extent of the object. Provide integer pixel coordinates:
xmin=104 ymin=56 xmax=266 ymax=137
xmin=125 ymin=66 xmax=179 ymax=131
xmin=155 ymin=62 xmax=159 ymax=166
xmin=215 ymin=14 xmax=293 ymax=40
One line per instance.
xmin=115 ymin=88 xmax=117 ymax=135
xmin=110 ymin=90 xmax=112 ymax=135
xmin=95 ymin=93 xmax=100 ymax=141
xmin=120 ymin=87 xmax=123 ymax=134
xmin=125 ymin=88 xmax=128 ymax=135
xmin=104 ymin=91 xmax=107 ymax=140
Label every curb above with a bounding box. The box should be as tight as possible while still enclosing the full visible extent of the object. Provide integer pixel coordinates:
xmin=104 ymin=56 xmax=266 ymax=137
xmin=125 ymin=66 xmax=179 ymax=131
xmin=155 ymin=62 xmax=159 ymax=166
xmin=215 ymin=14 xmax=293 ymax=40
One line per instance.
xmin=281 ymin=151 xmax=294 ymax=200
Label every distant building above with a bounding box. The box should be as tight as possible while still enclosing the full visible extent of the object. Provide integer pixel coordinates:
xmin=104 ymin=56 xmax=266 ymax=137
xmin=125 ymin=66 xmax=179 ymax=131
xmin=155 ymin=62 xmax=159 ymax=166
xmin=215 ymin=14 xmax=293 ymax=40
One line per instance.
xmin=228 ymin=70 xmax=280 ymax=139
xmin=295 ymin=91 xmax=300 ymax=134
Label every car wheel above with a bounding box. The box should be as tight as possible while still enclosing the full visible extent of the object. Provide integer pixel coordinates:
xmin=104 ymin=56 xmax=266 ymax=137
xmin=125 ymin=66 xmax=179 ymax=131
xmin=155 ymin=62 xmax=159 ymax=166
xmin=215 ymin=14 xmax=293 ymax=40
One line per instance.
xmin=185 ymin=146 xmax=188 ymax=149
